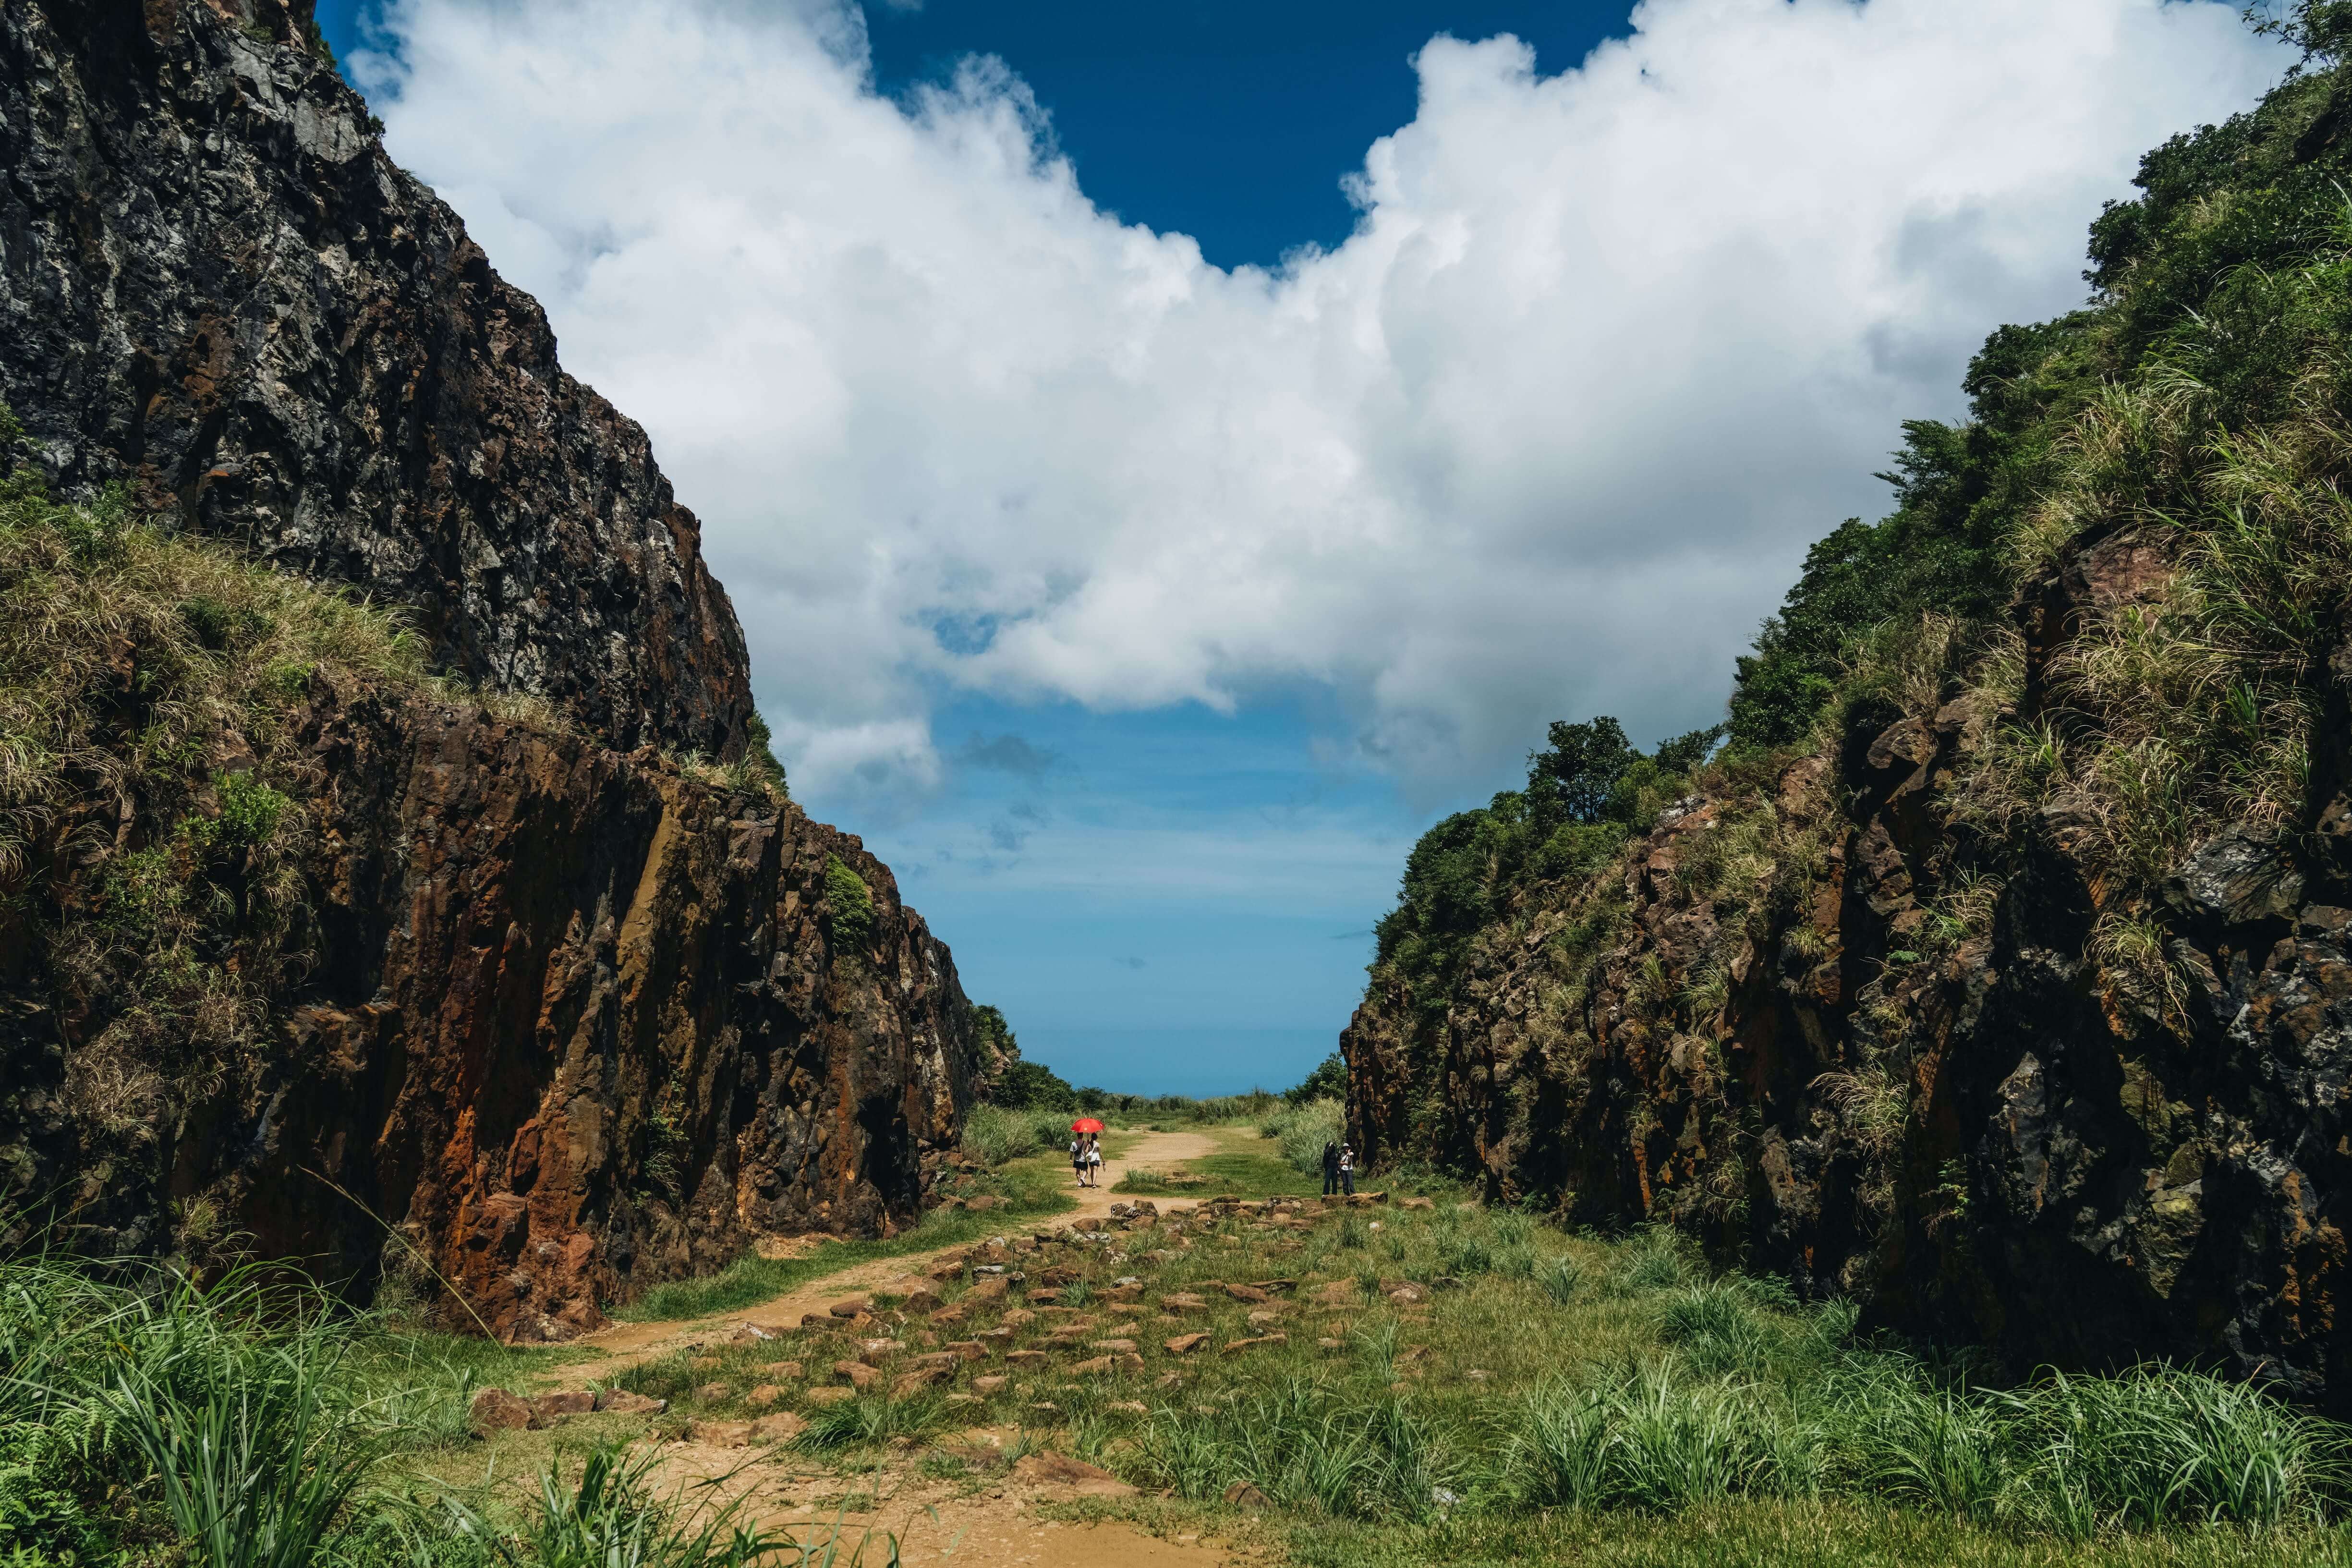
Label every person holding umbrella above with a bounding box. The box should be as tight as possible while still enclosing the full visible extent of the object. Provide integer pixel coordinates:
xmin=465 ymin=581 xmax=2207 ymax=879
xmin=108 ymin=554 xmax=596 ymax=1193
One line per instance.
xmin=1071 ymin=1116 xmax=1106 ymax=1188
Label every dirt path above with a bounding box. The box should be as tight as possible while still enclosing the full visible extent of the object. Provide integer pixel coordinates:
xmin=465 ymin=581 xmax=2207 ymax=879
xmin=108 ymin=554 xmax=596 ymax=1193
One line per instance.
xmin=569 ymin=1128 xmax=1243 ymax=1565
xmin=575 ymin=1128 xmax=1219 ymax=1365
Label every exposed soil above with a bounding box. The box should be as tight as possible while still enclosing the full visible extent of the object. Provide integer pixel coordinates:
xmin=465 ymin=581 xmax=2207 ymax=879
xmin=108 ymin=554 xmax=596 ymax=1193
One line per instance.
xmin=505 ymin=1130 xmax=1242 ymax=1564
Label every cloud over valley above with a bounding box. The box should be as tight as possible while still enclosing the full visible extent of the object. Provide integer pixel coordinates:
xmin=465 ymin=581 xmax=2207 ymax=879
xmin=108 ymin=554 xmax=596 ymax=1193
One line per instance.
xmin=358 ymin=0 xmax=2288 ymax=807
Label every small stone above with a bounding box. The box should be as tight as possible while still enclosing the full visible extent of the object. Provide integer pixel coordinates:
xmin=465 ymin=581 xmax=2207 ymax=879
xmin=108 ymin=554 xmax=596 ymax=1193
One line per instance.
xmin=1311 ymin=1280 xmax=1358 ymax=1306
xmin=892 ymin=1365 xmax=953 ymax=1398
xmin=746 ymin=1384 xmax=783 ymax=1408
xmin=1317 ymin=1337 xmax=1344 ymax=1350
xmin=1222 ymin=1481 xmax=1271 ymax=1508
xmin=945 ymin=1339 xmax=989 ymax=1361
xmin=806 ymin=1387 xmax=854 ymax=1406
xmin=1105 ymin=1400 xmax=1149 ymax=1416
xmin=833 ymin=1361 xmax=879 ymax=1390
xmin=687 ymin=1420 xmax=753 ymax=1447
xmin=1164 ymin=1332 xmax=1210 ymax=1355
xmin=593 ymin=1389 xmax=667 ymax=1415
xmin=1089 ymin=1338 xmax=1139 ymax=1353
xmin=1011 ymin=1451 xmax=1137 ymax=1497
xmin=730 ymin=1322 xmax=775 ymax=1344
xmin=973 ymin=1374 xmax=1009 ymax=1393
xmin=857 ymin=1339 xmax=905 ymax=1366
xmin=1387 ymin=1284 xmax=1428 ymax=1305
xmin=470 ymin=1387 xmax=533 ymax=1432
xmin=768 ymin=1360 xmax=804 ymax=1380
xmin=1223 ymin=1283 xmax=1270 ymax=1304
xmin=751 ymin=1412 xmax=807 ymax=1443
xmin=828 ymin=1297 xmax=871 ymax=1318
xmin=1466 ymin=1369 xmax=1491 ymax=1383
xmin=1221 ymin=1334 xmax=1286 ymax=1355
xmin=1155 ymin=1372 xmax=1183 ymax=1389
xmin=696 ymin=1382 xmax=730 ymax=1402
xmin=1159 ymin=1292 xmax=1209 ymax=1312
xmin=690 ymin=1355 xmax=723 ymax=1374
xmin=1071 ymin=1355 xmax=1114 ymax=1375
xmin=1246 ymin=1311 xmax=1281 ymax=1329
xmin=1006 ymin=1350 xmax=1049 ymax=1367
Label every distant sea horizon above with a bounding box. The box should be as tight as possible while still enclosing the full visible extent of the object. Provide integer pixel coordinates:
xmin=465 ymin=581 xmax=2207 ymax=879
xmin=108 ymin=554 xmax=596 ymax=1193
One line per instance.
xmin=1018 ymin=1025 xmax=1341 ymax=1100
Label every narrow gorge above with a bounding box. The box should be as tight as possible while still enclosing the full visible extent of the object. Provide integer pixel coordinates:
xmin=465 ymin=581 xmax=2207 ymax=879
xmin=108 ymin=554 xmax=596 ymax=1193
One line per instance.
xmin=0 ymin=0 xmax=996 ymax=1341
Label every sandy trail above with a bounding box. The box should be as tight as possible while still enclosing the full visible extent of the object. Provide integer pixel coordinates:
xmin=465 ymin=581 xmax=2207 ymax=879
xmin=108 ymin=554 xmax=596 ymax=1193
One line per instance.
xmin=574 ymin=1128 xmax=1218 ymax=1363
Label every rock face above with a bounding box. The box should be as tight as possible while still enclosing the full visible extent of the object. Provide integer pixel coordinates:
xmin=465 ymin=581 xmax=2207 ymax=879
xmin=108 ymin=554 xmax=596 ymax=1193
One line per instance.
xmin=0 ymin=0 xmax=981 ymax=1338
xmin=0 ymin=0 xmax=748 ymax=755
xmin=1344 ymin=527 xmax=2352 ymax=1408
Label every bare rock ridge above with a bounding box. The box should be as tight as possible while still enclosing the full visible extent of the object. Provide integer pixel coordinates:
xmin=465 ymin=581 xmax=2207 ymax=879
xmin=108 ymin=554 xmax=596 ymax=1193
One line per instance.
xmin=0 ymin=0 xmax=747 ymax=755
xmin=0 ymin=0 xmax=982 ymax=1339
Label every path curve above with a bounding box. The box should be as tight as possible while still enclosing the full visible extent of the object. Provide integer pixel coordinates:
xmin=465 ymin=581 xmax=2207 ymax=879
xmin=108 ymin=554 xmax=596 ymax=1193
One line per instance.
xmin=575 ymin=1128 xmax=1220 ymax=1365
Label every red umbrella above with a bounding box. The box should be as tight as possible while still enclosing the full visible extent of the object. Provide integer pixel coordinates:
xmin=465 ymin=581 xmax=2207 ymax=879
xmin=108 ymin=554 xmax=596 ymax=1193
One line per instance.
xmin=1071 ymin=1117 xmax=1106 ymax=1134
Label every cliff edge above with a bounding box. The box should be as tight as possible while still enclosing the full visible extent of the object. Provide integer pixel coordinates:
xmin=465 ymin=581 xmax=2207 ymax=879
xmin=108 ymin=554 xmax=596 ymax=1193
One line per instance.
xmin=0 ymin=0 xmax=981 ymax=1340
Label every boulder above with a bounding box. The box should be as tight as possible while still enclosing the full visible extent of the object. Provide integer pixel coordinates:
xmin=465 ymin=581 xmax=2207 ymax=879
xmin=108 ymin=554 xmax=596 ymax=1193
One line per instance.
xmin=470 ymin=1387 xmax=533 ymax=1433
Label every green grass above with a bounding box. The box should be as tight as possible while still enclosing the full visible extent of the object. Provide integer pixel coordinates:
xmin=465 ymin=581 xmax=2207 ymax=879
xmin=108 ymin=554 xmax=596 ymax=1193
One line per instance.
xmin=616 ymin=1156 xmax=1076 ymax=1321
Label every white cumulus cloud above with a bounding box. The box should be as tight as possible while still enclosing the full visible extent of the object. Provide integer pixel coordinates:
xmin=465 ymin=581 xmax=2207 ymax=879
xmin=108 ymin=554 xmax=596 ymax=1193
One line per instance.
xmin=356 ymin=0 xmax=2288 ymax=804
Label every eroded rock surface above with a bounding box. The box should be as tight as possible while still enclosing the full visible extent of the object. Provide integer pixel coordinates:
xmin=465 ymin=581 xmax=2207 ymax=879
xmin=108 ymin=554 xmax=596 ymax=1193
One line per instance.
xmin=0 ymin=0 xmax=748 ymax=754
xmin=1345 ymin=522 xmax=2352 ymax=1408
xmin=0 ymin=0 xmax=981 ymax=1339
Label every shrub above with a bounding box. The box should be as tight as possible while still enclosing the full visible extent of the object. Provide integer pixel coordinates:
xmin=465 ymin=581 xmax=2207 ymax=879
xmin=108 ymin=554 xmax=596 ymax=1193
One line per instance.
xmin=823 ymin=854 xmax=875 ymax=952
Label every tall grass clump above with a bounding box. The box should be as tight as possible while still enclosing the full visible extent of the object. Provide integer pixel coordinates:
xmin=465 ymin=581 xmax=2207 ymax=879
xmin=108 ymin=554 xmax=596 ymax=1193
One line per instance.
xmin=958 ymin=1103 xmax=1069 ymax=1167
xmin=0 ymin=1255 xmax=406 ymax=1566
xmin=1132 ymin=1376 xmax=1455 ymax=1522
xmin=1259 ymin=1098 xmax=1346 ymax=1177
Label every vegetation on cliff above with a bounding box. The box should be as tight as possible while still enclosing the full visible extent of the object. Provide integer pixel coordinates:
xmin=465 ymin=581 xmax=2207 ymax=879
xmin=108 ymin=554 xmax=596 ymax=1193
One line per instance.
xmin=1346 ymin=0 xmax=2352 ymax=1398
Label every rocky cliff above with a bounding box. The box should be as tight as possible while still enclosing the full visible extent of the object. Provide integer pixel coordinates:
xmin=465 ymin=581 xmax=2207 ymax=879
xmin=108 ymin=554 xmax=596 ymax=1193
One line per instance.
xmin=0 ymin=0 xmax=747 ymax=755
xmin=0 ymin=0 xmax=982 ymax=1338
xmin=1344 ymin=33 xmax=2352 ymax=1407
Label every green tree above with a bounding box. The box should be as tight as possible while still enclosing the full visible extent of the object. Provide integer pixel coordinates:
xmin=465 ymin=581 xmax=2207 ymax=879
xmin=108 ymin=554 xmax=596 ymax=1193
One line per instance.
xmin=1285 ymin=1051 xmax=1348 ymax=1106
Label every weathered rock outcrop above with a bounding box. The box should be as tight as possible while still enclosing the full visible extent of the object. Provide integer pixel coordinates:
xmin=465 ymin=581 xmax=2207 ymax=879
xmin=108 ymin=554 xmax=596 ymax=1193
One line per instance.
xmin=0 ymin=0 xmax=981 ymax=1338
xmin=6 ymin=685 xmax=979 ymax=1340
xmin=0 ymin=0 xmax=748 ymax=755
xmin=1344 ymin=535 xmax=2352 ymax=1405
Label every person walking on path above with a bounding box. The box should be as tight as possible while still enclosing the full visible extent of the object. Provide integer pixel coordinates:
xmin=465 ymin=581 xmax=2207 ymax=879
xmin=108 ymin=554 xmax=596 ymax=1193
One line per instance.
xmin=1321 ymin=1140 xmax=1341 ymax=1196
xmin=1085 ymin=1133 xmax=1105 ymax=1188
xmin=1071 ymin=1133 xmax=1089 ymax=1188
xmin=1337 ymin=1143 xmax=1356 ymax=1197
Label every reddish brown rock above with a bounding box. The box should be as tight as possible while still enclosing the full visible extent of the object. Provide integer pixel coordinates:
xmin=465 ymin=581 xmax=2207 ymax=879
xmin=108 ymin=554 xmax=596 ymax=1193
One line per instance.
xmin=593 ymin=1389 xmax=667 ymax=1415
xmin=528 ymin=1391 xmax=596 ymax=1422
xmin=470 ymin=1387 xmax=533 ymax=1433
xmin=1164 ymin=1333 xmax=1210 ymax=1355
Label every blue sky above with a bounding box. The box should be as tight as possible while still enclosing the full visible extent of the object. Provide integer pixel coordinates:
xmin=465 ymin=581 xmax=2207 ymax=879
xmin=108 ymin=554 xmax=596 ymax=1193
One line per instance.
xmin=318 ymin=0 xmax=2288 ymax=1096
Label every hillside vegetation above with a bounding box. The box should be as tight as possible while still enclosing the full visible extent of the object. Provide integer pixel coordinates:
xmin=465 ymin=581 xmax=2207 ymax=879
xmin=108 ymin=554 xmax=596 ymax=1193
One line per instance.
xmin=1344 ymin=0 xmax=2352 ymax=1405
